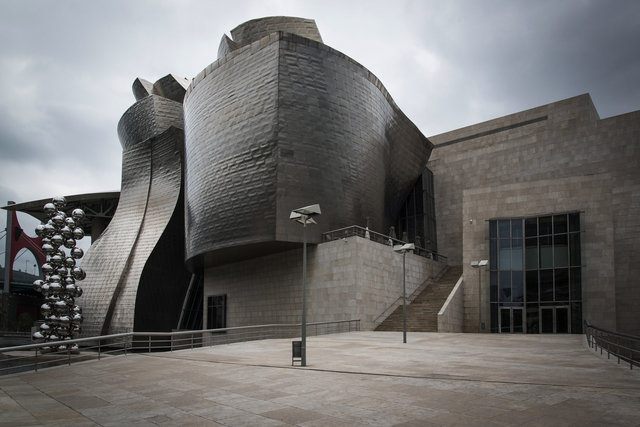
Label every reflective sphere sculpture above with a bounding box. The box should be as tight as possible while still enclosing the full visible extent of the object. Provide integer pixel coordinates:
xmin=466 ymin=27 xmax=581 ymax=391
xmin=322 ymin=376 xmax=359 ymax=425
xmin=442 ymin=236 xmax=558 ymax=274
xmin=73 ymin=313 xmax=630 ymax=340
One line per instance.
xmin=32 ymin=197 xmax=86 ymax=349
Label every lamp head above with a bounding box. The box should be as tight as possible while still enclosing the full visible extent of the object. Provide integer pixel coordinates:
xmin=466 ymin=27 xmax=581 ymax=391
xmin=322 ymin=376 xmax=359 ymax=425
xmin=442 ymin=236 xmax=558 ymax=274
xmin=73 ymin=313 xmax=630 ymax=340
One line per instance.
xmin=290 ymin=204 xmax=321 ymax=225
xmin=393 ymin=243 xmax=415 ymax=254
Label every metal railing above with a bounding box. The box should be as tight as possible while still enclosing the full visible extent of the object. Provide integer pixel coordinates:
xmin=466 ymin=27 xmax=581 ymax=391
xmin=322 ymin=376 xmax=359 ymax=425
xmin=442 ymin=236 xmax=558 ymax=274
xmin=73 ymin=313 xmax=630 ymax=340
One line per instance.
xmin=584 ymin=321 xmax=639 ymax=369
xmin=0 ymin=319 xmax=360 ymax=376
xmin=322 ymin=225 xmax=447 ymax=262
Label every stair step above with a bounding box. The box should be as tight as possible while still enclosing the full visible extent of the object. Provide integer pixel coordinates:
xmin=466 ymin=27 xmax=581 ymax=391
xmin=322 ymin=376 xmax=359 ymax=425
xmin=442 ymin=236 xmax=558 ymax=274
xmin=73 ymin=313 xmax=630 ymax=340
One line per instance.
xmin=375 ymin=265 xmax=461 ymax=332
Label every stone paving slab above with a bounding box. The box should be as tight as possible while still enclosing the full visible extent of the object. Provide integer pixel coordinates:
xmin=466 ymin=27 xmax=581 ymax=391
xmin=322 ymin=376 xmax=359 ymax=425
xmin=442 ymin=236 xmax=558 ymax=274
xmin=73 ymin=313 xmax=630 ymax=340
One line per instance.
xmin=0 ymin=332 xmax=638 ymax=426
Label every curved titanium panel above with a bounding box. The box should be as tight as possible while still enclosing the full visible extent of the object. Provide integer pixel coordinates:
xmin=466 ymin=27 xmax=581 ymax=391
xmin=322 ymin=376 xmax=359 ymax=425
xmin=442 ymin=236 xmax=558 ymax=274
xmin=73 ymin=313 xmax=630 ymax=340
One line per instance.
xmin=184 ymin=27 xmax=432 ymax=269
xmin=228 ymin=16 xmax=322 ymax=53
xmin=80 ymin=81 xmax=189 ymax=335
xmin=79 ymin=143 xmax=151 ymax=336
xmin=117 ymin=95 xmax=184 ymax=150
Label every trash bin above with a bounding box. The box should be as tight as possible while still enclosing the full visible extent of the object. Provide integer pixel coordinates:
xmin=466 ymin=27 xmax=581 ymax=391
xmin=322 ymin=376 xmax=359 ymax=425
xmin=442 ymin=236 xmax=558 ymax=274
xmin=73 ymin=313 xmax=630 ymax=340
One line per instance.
xmin=292 ymin=340 xmax=302 ymax=366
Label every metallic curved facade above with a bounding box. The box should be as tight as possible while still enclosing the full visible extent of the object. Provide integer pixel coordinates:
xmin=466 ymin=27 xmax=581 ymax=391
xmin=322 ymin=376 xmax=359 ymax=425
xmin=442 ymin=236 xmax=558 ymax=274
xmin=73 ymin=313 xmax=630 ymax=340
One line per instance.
xmin=184 ymin=18 xmax=433 ymax=269
xmin=79 ymin=75 xmax=191 ymax=335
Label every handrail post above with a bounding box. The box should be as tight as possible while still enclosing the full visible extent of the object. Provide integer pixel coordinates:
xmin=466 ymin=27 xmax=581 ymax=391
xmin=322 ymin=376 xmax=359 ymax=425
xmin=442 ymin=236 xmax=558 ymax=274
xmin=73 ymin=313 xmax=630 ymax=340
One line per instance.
xmin=98 ymin=340 xmax=101 ymax=360
xmin=35 ymin=347 xmax=38 ymax=372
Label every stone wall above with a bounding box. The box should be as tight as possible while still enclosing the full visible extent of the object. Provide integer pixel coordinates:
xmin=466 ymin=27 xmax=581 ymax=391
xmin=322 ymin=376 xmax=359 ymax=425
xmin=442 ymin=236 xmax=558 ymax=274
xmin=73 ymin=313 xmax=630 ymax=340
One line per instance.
xmin=427 ymin=94 xmax=640 ymax=334
xmin=203 ymin=236 xmax=446 ymax=331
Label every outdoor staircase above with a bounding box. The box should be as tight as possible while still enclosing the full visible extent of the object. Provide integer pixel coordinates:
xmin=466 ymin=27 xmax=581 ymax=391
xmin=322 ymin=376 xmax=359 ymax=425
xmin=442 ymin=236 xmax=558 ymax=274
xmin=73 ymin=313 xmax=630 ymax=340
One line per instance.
xmin=375 ymin=265 xmax=463 ymax=332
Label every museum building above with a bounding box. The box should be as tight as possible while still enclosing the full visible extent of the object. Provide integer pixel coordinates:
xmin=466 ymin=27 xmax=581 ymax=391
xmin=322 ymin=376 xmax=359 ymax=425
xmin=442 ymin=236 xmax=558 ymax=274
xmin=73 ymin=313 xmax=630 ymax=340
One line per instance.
xmin=4 ymin=17 xmax=638 ymax=337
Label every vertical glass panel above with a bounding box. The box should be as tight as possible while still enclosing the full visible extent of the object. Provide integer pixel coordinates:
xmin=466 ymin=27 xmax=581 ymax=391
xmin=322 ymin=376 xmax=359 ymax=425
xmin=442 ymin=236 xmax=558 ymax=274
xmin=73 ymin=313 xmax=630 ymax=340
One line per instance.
xmin=499 ymin=239 xmax=511 ymax=270
xmin=490 ymin=220 xmax=497 ymax=238
xmin=539 ymin=216 xmax=553 ymax=235
xmin=512 ymin=271 xmax=524 ymax=302
xmin=525 ymin=217 xmax=538 ymax=237
xmin=569 ymin=233 xmax=581 ymax=266
xmin=571 ymin=302 xmax=582 ymax=334
xmin=490 ymin=271 xmax=498 ymax=302
xmin=526 ymin=304 xmax=539 ymax=334
xmin=499 ymin=271 xmax=511 ymax=302
xmin=569 ymin=212 xmax=580 ymax=232
xmin=511 ymin=238 xmax=523 ymax=270
xmin=526 ymin=270 xmax=539 ymax=302
xmin=511 ymin=219 xmax=523 ymax=238
xmin=500 ymin=309 xmax=511 ymax=333
xmin=570 ymin=268 xmax=582 ymax=300
xmin=525 ymin=238 xmax=538 ymax=270
xmin=541 ymin=308 xmax=554 ymax=333
xmin=490 ymin=239 xmax=498 ymax=270
xmin=539 ymin=236 xmax=553 ymax=269
xmin=513 ymin=309 xmax=524 ymax=333
xmin=491 ymin=303 xmax=499 ymax=333
xmin=553 ymin=214 xmax=567 ymax=234
xmin=498 ymin=219 xmax=510 ymax=238
xmin=554 ymin=268 xmax=569 ymax=301
xmin=556 ymin=308 xmax=569 ymax=333
xmin=540 ymin=270 xmax=554 ymax=301
xmin=554 ymin=234 xmax=568 ymax=267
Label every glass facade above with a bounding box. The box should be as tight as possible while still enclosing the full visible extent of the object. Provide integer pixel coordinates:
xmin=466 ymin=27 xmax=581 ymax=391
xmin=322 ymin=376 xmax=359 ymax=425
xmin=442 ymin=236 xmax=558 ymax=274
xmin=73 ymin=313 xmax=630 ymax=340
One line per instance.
xmin=489 ymin=213 xmax=582 ymax=333
xmin=396 ymin=168 xmax=437 ymax=253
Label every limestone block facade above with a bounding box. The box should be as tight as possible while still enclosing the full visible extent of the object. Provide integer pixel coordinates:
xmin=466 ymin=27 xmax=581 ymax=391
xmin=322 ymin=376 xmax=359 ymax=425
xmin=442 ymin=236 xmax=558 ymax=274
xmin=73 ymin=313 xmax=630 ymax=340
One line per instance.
xmin=428 ymin=94 xmax=640 ymax=335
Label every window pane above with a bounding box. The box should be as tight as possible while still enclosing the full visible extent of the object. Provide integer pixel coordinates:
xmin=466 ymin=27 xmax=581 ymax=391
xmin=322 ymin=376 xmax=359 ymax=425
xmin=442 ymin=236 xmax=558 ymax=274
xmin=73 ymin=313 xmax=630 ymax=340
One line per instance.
xmin=491 ymin=303 xmax=499 ymax=333
xmin=490 ymin=220 xmax=497 ymax=238
xmin=541 ymin=308 xmax=554 ymax=333
xmin=554 ymin=234 xmax=568 ymax=267
xmin=499 ymin=271 xmax=511 ymax=302
xmin=526 ymin=270 xmax=538 ymax=302
xmin=540 ymin=270 xmax=554 ymax=301
xmin=570 ymin=268 xmax=582 ymax=300
xmin=553 ymin=214 xmax=567 ymax=234
xmin=526 ymin=304 xmax=539 ymax=334
xmin=556 ymin=307 xmax=569 ymax=333
xmin=511 ymin=219 xmax=523 ymax=238
xmin=571 ymin=302 xmax=582 ymax=333
xmin=525 ymin=217 xmax=538 ymax=237
xmin=498 ymin=219 xmax=510 ymax=238
xmin=499 ymin=239 xmax=511 ymax=270
xmin=525 ymin=238 xmax=538 ymax=270
xmin=569 ymin=212 xmax=580 ymax=232
xmin=512 ymin=271 xmax=524 ymax=302
xmin=569 ymin=233 xmax=581 ymax=266
xmin=555 ymin=268 xmax=569 ymax=301
xmin=490 ymin=239 xmax=498 ymax=270
xmin=539 ymin=216 xmax=553 ymax=235
xmin=539 ymin=236 xmax=553 ymax=269
xmin=511 ymin=238 xmax=523 ymax=270
xmin=490 ymin=271 xmax=498 ymax=302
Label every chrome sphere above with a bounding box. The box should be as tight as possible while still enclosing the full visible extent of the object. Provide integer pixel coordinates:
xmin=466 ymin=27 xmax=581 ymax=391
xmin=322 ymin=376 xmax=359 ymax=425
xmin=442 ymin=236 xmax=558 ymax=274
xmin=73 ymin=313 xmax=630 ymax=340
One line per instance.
xmin=71 ymin=247 xmax=84 ymax=259
xmin=51 ymin=214 xmax=65 ymax=227
xmin=32 ymin=331 xmax=45 ymax=343
xmin=40 ymin=303 xmax=51 ymax=316
xmin=52 ymin=196 xmax=66 ymax=208
xmin=35 ymin=224 xmax=46 ymax=237
xmin=65 ymin=277 xmax=75 ymax=286
xmin=51 ymin=234 xmax=64 ymax=247
xmin=72 ymin=267 xmax=86 ymax=280
xmin=33 ymin=279 xmax=44 ymax=292
xmin=71 ymin=208 xmax=85 ymax=221
xmin=60 ymin=225 xmax=72 ymax=238
xmin=64 ymin=217 xmax=76 ymax=228
xmin=72 ymin=227 xmax=85 ymax=240
xmin=64 ymin=238 xmax=76 ymax=249
xmin=43 ymin=224 xmax=56 ymax=237
xmin=50 ymin=253 xmax=63 ymax=266
xmin=42 ymin=243 xmax=55 ymax=255
xmin=41 ymin=263 xmax=54 ymax=274
xmin=40 ymin=323 xmax=51 ymax=332
xmin=64 ymin=257 xmax=76 ymax=268
xmin=43 ymin=203 xmax=56 ymax=217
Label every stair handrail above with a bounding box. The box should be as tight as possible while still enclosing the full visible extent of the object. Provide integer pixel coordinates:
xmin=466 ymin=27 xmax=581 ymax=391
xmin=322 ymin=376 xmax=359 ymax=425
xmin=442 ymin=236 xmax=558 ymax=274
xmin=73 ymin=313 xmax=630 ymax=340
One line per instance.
xmin=584 ymin=320 xmax=639 ymax=369
xmin=372 ymin=264 xmax=450 ymax=327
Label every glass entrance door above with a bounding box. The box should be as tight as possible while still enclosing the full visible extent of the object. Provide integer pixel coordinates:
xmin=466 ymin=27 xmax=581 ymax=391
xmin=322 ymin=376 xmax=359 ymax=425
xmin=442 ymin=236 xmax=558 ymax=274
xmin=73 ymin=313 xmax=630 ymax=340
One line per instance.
xmin=499 ymin=307 xmax=524 ymax=333
xmin=540 ymin=306 xmax=570 ymax=333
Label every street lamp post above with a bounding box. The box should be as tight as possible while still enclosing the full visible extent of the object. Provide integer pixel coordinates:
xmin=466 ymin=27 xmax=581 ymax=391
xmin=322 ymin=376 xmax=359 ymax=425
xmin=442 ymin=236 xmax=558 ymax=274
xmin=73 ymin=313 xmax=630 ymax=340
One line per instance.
xmin=393 ymin=243 xmax=415 ymax=343
xmin=290 ymin=204 xmax=321 ymax=367
xmin=471 ymin=259 xmax=488 ymax=333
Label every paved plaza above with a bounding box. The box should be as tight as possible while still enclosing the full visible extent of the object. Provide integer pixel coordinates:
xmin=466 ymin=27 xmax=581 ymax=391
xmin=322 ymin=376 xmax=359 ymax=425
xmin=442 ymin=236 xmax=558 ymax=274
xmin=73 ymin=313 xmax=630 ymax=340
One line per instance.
xmin=1 ymin=332 xmax=639 ymax=426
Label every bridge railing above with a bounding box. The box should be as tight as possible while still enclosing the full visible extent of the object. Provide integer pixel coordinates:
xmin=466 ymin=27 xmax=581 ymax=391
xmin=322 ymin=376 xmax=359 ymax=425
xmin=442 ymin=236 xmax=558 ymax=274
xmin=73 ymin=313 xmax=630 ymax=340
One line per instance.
xmin=0 ymin=319 xmax=360 ymax=376
xmin=584 ymin=321 xmax=639 ymax=369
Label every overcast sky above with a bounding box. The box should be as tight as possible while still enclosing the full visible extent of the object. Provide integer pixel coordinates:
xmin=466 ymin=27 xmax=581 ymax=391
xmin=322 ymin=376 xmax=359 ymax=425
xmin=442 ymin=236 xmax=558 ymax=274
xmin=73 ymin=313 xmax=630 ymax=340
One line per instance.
xmin=1 ymin=0 xmax=639 ymax=258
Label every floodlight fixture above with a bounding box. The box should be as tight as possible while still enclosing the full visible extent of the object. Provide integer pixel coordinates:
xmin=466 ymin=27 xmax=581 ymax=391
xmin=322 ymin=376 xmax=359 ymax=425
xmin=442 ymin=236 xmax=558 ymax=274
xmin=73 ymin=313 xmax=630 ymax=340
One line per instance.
xmin=289 ymin=203 xmax=321 ymax=367
xmin=393 ymin=242 xmax=415 ymax=343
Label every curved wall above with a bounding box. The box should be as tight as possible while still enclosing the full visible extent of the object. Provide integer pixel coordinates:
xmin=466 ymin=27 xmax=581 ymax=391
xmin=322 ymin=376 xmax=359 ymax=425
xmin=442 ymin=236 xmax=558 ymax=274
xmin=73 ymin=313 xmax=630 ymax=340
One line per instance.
xmin=184 ymin=25 xmax=432 ymax=270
